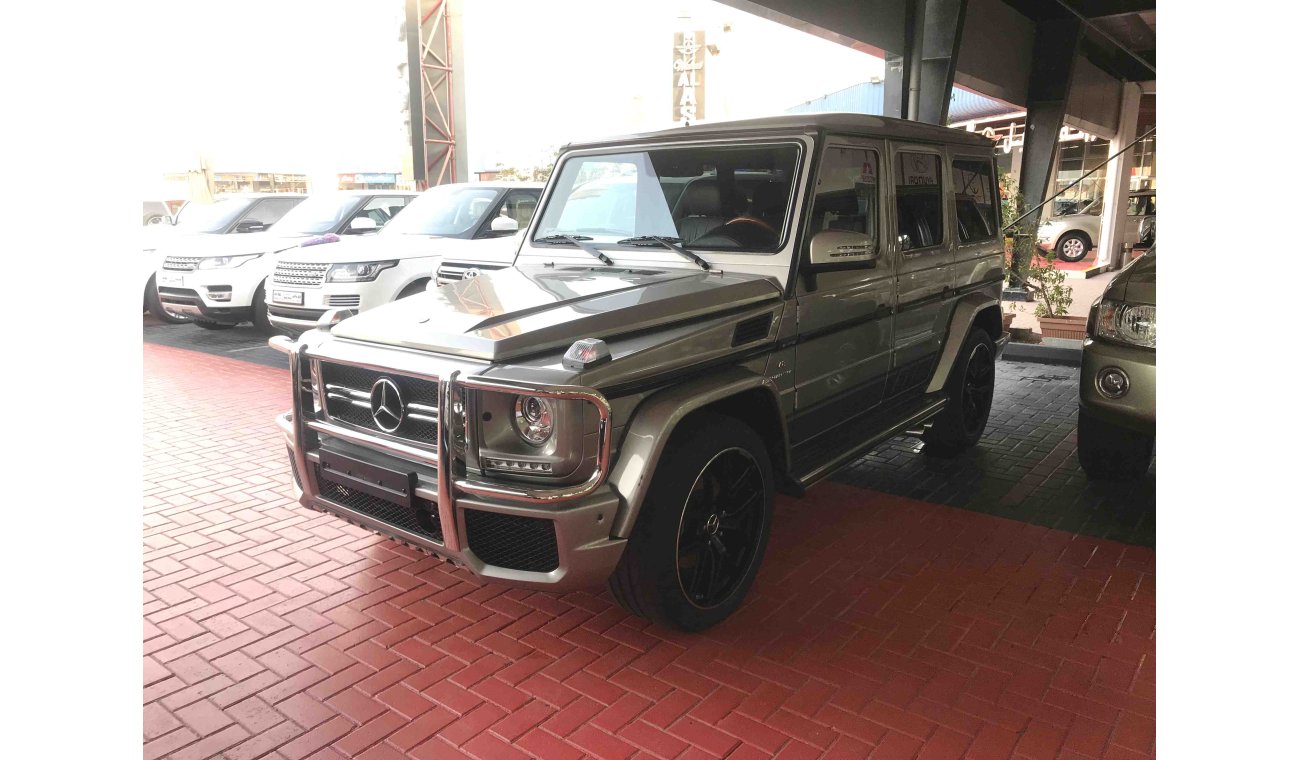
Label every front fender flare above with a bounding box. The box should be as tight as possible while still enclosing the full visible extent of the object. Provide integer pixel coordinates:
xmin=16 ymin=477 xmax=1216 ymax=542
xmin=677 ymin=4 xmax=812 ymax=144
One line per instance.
xmin=607 ymin=367 xmax=784 ymax=539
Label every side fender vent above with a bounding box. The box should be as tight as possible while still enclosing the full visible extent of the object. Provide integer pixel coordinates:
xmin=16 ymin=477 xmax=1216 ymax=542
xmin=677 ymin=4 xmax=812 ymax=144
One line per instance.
xmin=732 ymin=313 xmax=774 ymax=347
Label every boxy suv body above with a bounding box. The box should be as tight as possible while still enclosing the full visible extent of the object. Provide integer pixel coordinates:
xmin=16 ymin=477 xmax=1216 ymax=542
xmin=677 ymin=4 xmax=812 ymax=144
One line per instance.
xmin=267 ymin=182 xmax=543 ymax=334
xmin=271 ymin=114 xmax=1007 ymax=630
xmin=155 ymin=191 xmax=415 ymax=332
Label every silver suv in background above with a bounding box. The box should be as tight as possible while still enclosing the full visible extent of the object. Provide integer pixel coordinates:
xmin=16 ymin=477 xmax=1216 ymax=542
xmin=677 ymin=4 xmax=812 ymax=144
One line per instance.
xmin=271 ymin=114 xmax=1007 ymax=630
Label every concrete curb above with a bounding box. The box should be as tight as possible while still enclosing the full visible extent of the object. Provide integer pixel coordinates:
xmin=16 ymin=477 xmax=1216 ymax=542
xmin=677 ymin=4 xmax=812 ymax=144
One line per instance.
xmin=1003 ymin=340 xmax=1083 ymax=366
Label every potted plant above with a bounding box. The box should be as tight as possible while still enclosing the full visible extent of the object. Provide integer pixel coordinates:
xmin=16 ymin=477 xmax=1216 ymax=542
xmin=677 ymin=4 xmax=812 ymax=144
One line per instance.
xmin=1027 ymin=250 xmax=1087 ymax=340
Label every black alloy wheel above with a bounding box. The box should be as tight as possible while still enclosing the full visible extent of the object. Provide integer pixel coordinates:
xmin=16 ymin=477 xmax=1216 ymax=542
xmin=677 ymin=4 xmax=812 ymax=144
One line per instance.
xmin=675 ymin=448 xmax=765 ymax=610
xmin=960 ymin=341 xmax=995 ymax=437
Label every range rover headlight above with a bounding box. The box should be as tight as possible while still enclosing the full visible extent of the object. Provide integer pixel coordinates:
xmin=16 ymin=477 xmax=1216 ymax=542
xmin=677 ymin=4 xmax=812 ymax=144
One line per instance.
xmin=325 ymin=260 xmax=398 ymax=282
xmin=197 ymin=253 xmax=264 ymax=269
xmin=513 ymin=396 xmax=555 ymax=446
xmin=1093 ymin=299 xmax=1155 ymax=348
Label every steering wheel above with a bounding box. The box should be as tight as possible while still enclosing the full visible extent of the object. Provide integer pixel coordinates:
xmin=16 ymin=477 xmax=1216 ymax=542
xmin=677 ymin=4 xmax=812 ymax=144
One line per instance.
xmin=721 ymin=215 xmax=775 ymax=235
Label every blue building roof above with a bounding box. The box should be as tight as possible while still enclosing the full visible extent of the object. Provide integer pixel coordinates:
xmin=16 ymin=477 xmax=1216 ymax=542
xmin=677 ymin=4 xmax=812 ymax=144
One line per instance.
xmin=786 ymin=81 xmax=1012 ymax=124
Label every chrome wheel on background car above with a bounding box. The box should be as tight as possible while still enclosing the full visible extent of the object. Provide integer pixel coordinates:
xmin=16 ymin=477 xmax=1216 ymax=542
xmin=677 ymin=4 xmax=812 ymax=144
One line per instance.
xmin=675 ymin=448 xmax=765 ymax=609
xmin=1056 ymin=232 xmax=1090 ymax=263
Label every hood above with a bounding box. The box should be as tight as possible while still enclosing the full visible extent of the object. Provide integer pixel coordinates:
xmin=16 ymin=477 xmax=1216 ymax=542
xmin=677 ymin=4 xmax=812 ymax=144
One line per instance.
xmin=329 ymin=264 xmax=782 ymax=362
xmin=275 ymin=231 xmax=522 ymax=265
xmin=154 ymin=231 xmax=303 ymax=258
xmin=1104 ymin=249 xmax=1156 ymax=306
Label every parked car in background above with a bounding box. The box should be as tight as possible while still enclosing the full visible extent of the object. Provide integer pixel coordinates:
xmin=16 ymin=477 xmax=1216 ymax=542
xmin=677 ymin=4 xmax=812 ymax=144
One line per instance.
xmin=144 ymin=193 xmax=307 ymax=324
xmin=1037 ymin=189 xmax=1155 ymax=263
xmin=270 ymin=113 xmax=1008 ymax=631
xmin=143 ymin=199 xmax=185 ymax=226
xmin=1078 ymin=248 xmax=1155 ymax=480
xmin=153 ymin=191 xmax=415 ymax=332
xmin=267 ymin=182 xmax=542 ymax=334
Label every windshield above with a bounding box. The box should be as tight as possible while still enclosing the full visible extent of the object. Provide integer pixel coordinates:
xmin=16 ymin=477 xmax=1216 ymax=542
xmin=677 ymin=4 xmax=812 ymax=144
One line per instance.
xmin=382 ymin=185 xmax=502 ymax=237
xmin=174 ymin=197 xmax=255 ymax=233
xmin=530 ymin=143 xmax=801 ymax=254
xmin=269 ymin=194 xmax=364 ymax=235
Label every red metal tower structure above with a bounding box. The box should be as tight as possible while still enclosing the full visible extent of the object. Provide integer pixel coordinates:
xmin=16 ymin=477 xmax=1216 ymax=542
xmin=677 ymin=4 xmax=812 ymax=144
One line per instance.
xmin=405 ymin=0 xmax=465 ymax=189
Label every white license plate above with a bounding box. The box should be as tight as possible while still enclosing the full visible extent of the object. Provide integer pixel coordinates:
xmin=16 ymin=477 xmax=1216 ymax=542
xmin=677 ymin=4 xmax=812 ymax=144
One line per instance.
xmin=272 ymin=290 xmax=304 ymax=306
xmin=157 ymin=273 xmax=183 ymax=287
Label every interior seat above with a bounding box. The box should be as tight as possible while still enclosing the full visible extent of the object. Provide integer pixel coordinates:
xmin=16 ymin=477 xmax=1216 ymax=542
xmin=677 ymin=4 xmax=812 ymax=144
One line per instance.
xmin=674 ymin=181 xmax=728 ymax=243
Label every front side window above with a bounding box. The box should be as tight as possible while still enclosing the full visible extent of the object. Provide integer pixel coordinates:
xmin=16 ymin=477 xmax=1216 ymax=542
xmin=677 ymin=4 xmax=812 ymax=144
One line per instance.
xmin=482 ymin=189 xmax=540 ymax=235
xmin=952 ymin=158 xmax=998 ymax=243
xmin=895 ymin=151 xmax=945 ymax=250
xmin=359 ymin=195 xmax=411 ymax=226
xmin=173 ymin=197 xmax=255 ymax=233
xmin=382 ymin=185 xmax=502 ymax=237
xmin=531 ymin=143 xmax=800 ymax=254
xmin=810 ymin=146 xmax=880 ymax=242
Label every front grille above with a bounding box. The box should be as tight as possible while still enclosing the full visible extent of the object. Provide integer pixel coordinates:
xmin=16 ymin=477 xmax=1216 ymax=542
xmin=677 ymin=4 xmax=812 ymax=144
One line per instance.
xmin=314 ymin=464 xmax=443 ymax=542
xmin=326 ymin=294 xmax=361 ymax=308
xmin=464 ymin=509 xmax=559 ymax=572
xmin=274 ymin=261 xmax=330 ymax=287
xmin=162 ymin=256 xmax=201 ymax=271
xmin=318 ymin=361 xmax=440 ymax=445
xmin=435 ymin=262 xmax=507 ymax=287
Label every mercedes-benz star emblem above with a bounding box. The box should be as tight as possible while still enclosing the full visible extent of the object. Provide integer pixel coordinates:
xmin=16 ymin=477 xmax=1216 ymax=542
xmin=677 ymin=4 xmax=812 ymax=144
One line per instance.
xmin=369 ymin=377 xmax=405 ymax=433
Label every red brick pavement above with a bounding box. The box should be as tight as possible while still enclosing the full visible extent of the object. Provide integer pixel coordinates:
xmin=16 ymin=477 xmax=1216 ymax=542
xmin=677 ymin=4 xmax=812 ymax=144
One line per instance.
xmin=143 ymin=343 xmax=1155 ymax=759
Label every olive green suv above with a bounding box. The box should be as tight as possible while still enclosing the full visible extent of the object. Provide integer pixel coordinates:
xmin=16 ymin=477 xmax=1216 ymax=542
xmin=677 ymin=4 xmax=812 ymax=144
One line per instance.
xmin=271 ymin=114 xmax=1008 ymax=630
xmin=1078 ymin=248 xmax=1156 ymax=479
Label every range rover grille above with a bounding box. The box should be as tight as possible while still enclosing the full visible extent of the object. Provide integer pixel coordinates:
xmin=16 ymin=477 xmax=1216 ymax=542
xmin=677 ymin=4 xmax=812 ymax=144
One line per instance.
xmin=314 ymin=464 xmax=443 ymax=542
xmin=435 ymin=262 xmax=508 ymax=287
xmin=162 ymin=256 xmax=201 ymax=272
xmin=318 ymin=361 xmax=440 ymax=446
xmin=274 ymin=261 xmax=330 ymax=287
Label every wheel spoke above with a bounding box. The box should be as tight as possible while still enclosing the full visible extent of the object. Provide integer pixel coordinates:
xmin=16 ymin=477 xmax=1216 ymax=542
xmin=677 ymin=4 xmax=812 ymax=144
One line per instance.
xmin=675 ymin=447 xmax=766 ymax=609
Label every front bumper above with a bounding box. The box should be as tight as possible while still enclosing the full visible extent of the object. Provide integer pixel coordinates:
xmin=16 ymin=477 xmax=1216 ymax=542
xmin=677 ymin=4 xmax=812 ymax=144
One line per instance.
xmin=157 ymin=287 xmax=253 ymax=323
xmin=1079 ymin=337 xmax=1155 ymax=435
xmin=272 ymin=343 xmax=625 ymax=592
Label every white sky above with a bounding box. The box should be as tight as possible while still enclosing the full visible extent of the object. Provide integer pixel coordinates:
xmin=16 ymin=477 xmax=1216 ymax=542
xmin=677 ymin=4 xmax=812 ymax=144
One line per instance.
xmin=140 ymin=0 xmax=882 ymax=189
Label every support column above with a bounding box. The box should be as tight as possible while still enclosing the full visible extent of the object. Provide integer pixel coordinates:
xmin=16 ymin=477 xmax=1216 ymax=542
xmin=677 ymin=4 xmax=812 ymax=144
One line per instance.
xmin=1096 ymin=82 xmax=1142 ymax=269
xmin=916 ymin=0 xmax=968 ymax=125
xmin=882 ymin=0 xmax=924 ymax=120
xmin=1018 ymin=18 xmax=1082 ymax=230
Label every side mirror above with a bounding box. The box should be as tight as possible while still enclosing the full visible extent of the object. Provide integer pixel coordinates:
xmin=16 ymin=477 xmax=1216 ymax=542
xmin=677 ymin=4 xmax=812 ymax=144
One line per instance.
xmin=490 ymin=215 xmax=519 ymax=232
xmin=235 ymin=220 xmax=267 ymax=233
xmin=808 ymin=230 xmax=879 ymax=269
xmin=348 ymin=216 xmax=379 ymax=232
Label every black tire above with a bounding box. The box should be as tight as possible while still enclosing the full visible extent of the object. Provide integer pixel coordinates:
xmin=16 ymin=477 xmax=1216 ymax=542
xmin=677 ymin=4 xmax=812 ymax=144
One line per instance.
xmin=144 ymin=274 xmax=191 ymax=324
xmin=923 ymin=327 xmax=995 ymax=458
xmin=251 ymin=283 xmax=275 ymax=335
xmin=193 ymin=319 xmax=236 ymax=330
xmin=1055 ymin=231 xmax=1092 ymax=263
xmin=396 ymin=279 xmax=429 ymax=300
xmin=609 ymin=412 xmax=774 ymax=631
xmin=1076 ymin=408 xmax=1153 ymax=481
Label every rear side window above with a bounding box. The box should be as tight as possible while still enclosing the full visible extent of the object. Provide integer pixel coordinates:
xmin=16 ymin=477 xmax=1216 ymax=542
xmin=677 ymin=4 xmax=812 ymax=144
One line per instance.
xmin=895 ymin=152 xmax=944 ymax=250
xmin=951 ymin=158 xmax=998 ymax=243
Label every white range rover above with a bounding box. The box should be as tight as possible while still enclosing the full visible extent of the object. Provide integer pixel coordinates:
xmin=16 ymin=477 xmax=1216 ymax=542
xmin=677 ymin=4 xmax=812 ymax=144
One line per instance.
xmin=154 ymin=191 xmax=417 ymax=332
xmin=266 ymin=182 xmax=542 ymax=335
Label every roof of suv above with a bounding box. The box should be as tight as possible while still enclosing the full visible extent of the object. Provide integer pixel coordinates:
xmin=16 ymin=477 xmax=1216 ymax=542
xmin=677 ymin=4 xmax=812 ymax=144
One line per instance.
xmin=563 ymin=112 xmax=996 ymax=152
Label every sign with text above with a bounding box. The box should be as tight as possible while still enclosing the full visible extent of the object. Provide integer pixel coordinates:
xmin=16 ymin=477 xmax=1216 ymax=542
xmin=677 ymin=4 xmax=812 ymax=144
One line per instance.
xmin=673 ymin=31 xmax=706 ymax=123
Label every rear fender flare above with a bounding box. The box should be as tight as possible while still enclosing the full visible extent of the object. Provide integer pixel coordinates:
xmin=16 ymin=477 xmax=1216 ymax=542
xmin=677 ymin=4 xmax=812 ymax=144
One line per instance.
xmin=926 ymin=293 xmax=1001 ymax=394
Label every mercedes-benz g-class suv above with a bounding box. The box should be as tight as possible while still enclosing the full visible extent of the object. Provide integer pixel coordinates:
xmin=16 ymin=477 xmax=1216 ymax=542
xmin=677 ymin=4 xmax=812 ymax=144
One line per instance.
xmin=271 ymin=114 xmax=1007 ymax=630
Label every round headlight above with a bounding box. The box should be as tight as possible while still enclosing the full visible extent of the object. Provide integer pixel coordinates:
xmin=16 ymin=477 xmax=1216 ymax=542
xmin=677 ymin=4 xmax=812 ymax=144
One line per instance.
xmin=513 ymin=396 xmax=555 ymax=446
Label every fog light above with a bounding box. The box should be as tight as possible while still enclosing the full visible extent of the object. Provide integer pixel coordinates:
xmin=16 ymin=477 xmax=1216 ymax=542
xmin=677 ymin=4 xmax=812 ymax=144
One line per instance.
xmin=1097 ymin=367 xmax=1129 ymax=398
xmin=207 ymin=290 xmax=232 ymax=302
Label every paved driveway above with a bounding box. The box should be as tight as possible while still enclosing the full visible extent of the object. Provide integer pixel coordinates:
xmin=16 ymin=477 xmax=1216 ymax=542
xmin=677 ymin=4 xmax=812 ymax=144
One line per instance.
xmin=144 ymin=323 xmax=1155 ymax=759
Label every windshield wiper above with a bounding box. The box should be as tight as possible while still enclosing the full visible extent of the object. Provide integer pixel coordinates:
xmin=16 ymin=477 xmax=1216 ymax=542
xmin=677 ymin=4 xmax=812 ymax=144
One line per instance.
xmin=533 ymin=234 xmax=613 ymax=266
xmin=616 ymin=235 xmax=711 ymax=271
